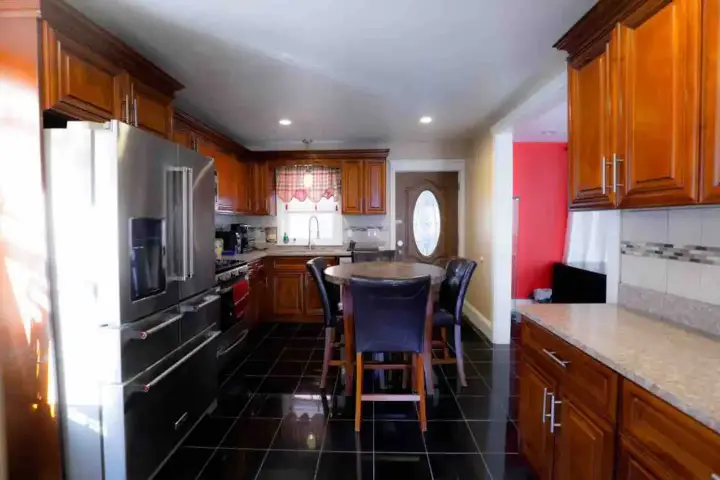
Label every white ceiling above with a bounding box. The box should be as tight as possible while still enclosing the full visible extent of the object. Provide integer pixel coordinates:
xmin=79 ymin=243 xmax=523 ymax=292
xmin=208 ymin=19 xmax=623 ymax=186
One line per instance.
xmin=514 ymin=101 xmax=568 ymax=142
xmin=65 ymin=0 xmax=592 ymax=148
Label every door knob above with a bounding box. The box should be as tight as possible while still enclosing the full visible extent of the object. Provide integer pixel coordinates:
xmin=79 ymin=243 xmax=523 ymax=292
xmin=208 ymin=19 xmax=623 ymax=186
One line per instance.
xmin=397 ymin=240 xmax=404 ymax=247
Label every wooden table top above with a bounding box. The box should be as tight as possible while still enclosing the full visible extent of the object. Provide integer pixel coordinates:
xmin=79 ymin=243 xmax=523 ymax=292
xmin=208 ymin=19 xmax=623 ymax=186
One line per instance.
xmin=324 ymin=262 xmax=446 ymax=286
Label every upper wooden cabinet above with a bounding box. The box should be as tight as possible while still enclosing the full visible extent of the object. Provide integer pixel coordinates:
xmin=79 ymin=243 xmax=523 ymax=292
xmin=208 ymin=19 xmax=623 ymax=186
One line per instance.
xmin=558 ymin=0 xmax=708 ymax=209
xmin=119 ymin=73 xmax=173 ymax=138
xmin=250 ymin=162 xmax=275 ymax=216
xmin=616 ymin=0 xmax=701 ymax=208
xmin=42 ymin=23 xmax=124 ymax=122
xmin=342 ymin=159 xmax=387 ymax=215
xmin=701 ymin=0 xmax=720 ymax=203
xmin=342 ymin=160 xmax=364 ymax=214
xmin=568 ymin=47 xmax=614 ymax=209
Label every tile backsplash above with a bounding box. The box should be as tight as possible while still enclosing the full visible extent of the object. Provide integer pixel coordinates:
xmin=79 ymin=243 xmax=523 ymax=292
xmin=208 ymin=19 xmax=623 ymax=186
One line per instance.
xmin=619 ymin=207 xmax=720 ymax=336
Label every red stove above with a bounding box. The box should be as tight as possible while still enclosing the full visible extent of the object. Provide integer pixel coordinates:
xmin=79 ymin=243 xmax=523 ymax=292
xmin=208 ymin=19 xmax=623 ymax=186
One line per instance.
xmin=215 ymin=259 xmax=250 ymax=369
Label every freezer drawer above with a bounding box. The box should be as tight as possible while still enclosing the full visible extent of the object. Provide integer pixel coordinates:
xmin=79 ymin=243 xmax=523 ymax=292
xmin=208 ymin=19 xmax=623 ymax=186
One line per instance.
xmin=179 ymin=291 xmax=220 ymax=342
xmin=121 ymin=308 xmax=183 ymax=382
xmin=123 ymin=329 xmax=220 ymax=480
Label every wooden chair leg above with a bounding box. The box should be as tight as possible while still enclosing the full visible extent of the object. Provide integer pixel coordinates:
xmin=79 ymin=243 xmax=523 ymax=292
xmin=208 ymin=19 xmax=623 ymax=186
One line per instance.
xmin=320 ymin=327 xmax=333 ymax=389
xmin=441 ymin=327 xmax=450 ymax=359
xmin=355 ymin=353 xmax=363 ymax=432
xmin=454 ymin=324 xmax=468 ymax=387
xmin=416 ymin=353 xmax=427 ymax=432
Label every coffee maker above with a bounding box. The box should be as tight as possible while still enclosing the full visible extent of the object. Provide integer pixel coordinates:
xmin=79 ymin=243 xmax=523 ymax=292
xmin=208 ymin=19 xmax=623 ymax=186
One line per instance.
xmin=230 ymin=223 xmax=252 ymax=253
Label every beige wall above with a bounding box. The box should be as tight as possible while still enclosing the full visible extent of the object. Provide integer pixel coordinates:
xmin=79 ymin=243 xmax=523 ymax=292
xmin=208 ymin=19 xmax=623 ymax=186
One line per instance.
xmin=464 ymin=130 xmax=495 ymax=323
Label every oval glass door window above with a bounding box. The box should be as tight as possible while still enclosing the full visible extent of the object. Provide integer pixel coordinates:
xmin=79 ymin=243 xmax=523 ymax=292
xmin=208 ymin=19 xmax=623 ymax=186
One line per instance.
xmin=412 ymin=190 xmax=441 ymax=257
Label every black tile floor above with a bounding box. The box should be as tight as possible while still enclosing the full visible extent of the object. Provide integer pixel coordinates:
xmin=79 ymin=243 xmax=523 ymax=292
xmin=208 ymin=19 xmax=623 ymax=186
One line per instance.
xmin=155 ymin=321 xmax=531 ymax=480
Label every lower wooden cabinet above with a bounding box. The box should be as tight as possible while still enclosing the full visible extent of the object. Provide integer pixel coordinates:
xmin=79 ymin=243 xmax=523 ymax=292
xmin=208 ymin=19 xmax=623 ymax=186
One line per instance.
xmin=520 ymin=317 xmax=720 ymax=480
xmin=518 ymin=360 xmax=557 ymax=480
xmin=272 ymin=272 xmax=304 ymax=315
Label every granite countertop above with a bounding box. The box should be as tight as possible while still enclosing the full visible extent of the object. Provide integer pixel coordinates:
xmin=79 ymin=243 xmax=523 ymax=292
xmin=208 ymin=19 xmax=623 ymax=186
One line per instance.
xmin=517 ymin=303 xmax=720 ymax=435
xmin=222 ymin=246 xmax=352 ymax=263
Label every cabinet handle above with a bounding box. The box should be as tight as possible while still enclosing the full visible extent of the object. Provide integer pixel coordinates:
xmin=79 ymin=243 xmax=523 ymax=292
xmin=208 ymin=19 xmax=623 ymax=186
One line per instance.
xmin=549 ymin=394 xmax=562 ymax=434
xmin=612 ymin=153 xmax=624 ymax=194
xmin=542 ymin=348 xmax=570 ymax=368
xmin=601 ymin=156 xmax=607 ymax=195
xmin=133 ymin=96 xmax=139 ymax=127
xmin=542 ymin=387 xmax=549 ymax=424
xmin=124 ymin=94 xmax=130 ymax=124
xmin=174 ymin=412 xmax=188 ymax=431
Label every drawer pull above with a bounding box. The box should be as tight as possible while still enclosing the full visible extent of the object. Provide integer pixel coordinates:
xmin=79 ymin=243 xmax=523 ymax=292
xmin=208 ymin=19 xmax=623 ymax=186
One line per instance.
xmin=174 ymin=412 xmax=189 ymax=431
xmin=542 ymin=387 xmax=551 ymax=424
xmin=139 ymin=331 xmax=220 ymax=392
xmin=542 ymin=348 xmax=570 ymax=368
xmin=549 ymin=393 xmax=562 ymax=434
xmin=129 ymin=313 xmax=184 ymax=340
xmin=180 ymin=294 xmax=220 ymax=313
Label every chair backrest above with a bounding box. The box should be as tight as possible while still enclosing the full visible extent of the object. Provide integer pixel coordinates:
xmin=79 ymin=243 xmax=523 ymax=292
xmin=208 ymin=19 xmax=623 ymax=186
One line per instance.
xmin=351 ymin=250 xmax=396 ymax=263
xmin=349 ymin=275 xmax=430 ymax=353
xmin=306 ymin=257 xmax=341 ymax=328
xmin=438 ymin=258 xmax=478 ymax=325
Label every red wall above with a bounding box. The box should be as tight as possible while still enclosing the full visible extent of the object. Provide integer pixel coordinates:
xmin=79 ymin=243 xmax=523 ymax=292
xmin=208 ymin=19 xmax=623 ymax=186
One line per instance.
xmin=513 ymin=142 xmax=568 ymax=299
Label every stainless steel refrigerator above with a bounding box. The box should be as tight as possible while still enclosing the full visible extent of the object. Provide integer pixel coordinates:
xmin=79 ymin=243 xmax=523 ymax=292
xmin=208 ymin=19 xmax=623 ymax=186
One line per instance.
xmin=44 ymin=121 xmax=221 ymax=479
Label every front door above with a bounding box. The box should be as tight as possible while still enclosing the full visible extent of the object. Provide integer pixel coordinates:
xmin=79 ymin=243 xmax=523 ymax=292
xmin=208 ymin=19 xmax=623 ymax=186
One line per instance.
xmin=395 ymin=172 xmax=459 ymax=265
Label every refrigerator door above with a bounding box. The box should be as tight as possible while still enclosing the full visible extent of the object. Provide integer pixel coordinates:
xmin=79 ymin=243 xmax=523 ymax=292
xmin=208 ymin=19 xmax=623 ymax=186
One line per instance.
xmin=116 ymin=122 xmax=182 ymax=323
xmin=177 ymin=146 xmax=217 ymax=300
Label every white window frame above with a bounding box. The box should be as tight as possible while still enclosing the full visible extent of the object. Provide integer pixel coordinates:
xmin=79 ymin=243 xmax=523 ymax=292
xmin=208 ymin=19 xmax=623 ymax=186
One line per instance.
xmin=276 ymin=196 xmax=344 ymax=246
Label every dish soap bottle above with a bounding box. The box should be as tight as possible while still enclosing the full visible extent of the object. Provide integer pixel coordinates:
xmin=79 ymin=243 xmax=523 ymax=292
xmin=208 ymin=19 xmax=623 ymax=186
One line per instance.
xmin=282 ymin=232 xmax=289 ymax=244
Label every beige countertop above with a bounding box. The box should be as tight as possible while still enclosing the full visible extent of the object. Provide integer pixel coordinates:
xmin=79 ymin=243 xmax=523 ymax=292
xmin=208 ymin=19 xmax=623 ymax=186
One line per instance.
xmin=222 ymin=246 xmax=352 ymax=263
xmin=517 ymin=303 xmax=720 ymax=435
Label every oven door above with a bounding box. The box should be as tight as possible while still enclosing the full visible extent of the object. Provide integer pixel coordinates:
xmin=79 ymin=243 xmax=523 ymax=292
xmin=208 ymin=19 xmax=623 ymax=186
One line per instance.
xmin=116 ymin=123 xmax=182 ymax=323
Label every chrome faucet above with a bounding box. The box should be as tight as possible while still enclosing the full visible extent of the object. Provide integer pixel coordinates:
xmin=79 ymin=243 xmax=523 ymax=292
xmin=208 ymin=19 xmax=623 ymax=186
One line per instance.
xmin=308 ymin=215 xmax=320 ymax=249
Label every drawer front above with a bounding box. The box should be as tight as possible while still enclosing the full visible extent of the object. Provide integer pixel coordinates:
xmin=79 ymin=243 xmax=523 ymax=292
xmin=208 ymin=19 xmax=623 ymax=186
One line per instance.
xmin=121 ymin=309 xmax=182 ymax=382
xmin=521 ymin=318 xmax=618 ymax=422
xmin=621 ymin=380 xmax=720 ymax=479
xmin=179 ymin=292 xmax=221 ymax=342
xmin=272 ymin=256 xmax=337 ymax=271
xmin=124 ymin=330 xmax=220 ymax=480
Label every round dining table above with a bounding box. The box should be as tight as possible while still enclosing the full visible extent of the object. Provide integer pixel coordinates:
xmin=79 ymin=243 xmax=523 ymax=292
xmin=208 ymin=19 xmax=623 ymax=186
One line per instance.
xmin=324 ymin=261 xmax=446 ymax=396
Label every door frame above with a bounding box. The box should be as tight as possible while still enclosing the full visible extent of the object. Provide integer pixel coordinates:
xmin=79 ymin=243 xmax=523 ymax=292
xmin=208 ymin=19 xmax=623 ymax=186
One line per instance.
xmin=389 ymin=159 xmax=466 ymax=258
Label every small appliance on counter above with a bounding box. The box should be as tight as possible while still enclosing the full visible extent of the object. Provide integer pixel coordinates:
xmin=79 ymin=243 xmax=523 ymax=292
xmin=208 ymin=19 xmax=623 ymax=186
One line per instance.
xmin=216 ymin=230 xmax=241 ymax=255
xmin=231 ymin=223 xmax=254 ymax=253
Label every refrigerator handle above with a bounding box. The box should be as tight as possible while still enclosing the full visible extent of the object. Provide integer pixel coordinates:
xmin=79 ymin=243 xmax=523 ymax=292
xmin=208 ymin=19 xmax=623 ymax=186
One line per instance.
xmin=168 ymin=166 xmax=190 ymax=282
xmin=187 ymin=167 xmax=195 ymax=279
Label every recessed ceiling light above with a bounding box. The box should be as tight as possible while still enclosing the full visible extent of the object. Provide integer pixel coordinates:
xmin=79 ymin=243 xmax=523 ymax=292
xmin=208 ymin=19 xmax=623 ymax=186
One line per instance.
xmin=279 ymin=118 xmax=292 ymax=126
xmin=419 ymin=116 xmax=433 ymax=124
xmin=541 ymin=130 xmax=557 ymax=136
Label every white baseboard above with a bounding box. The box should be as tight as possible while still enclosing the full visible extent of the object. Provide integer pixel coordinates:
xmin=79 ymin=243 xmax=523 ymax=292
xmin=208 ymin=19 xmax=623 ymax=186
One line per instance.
xmin=462 ymin=302 xmax=492 ymax=341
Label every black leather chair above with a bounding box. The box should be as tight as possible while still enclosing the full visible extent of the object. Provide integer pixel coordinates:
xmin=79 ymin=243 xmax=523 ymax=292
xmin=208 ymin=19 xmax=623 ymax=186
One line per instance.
xmin=349 ymin=275 xmax=431 ymax=432
xmin=306 ymin=257 xmax=343 ymax=390
xmin=351 ymin=249 xmax=396 ymax=263
xmin=432 ymin=258 xmax=477 ymax=387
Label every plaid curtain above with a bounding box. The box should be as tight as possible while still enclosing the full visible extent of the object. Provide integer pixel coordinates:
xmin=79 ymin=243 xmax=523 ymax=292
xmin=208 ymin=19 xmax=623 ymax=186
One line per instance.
xmin=276 ymin=166 xmax=341 ymax=203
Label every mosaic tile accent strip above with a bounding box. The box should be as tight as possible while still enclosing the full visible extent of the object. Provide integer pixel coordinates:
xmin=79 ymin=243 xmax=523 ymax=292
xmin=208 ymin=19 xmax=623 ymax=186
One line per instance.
xmin=621 ymin=241 xmax=720 ymax=265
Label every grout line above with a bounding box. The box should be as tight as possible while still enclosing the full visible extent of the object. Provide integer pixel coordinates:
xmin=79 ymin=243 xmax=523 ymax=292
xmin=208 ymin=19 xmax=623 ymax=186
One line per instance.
xmin=311 ymin=372 xmax=337 ymax=480
xmin=193 ymin=323 xmax=294 ymax=480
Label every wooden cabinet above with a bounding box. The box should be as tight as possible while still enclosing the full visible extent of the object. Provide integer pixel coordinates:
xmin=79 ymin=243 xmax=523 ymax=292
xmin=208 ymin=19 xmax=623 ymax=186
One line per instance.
xmin=559 ymin=0 xmax=703 ymax=210
xmin=342 ymin=160 xmax=386 ymax=214
xmin=118 ymin=73 xmax=173 ymax=138
xmin=247 ymin=260 xmax=267 ymax=327
xmin=518 ymin=360 xmax=557 ymax=480
xmin=249 ymin=162 xmax=275 ymax=216
xmin=554 ymin=399 xmax=614 ymax=480
xmin=363 ymin=160 xmax=387 ymax=213
xmin=172 ymin=116 xmax=198 ymax=150
xmin=521 ymin=317 xmax=720 ymax=480
xmin=42 ymin=23 xmax=124 ymax=122
xmin=616 ymin=0 xmax=701 ymax=208
xmin=568 ymin=48 xmax=615 ymax=209
xmin=272 ymin=272 xmax=304 ymax=316
xmin=342 ymin=160 xmax=364 ymax=214
xmin=700 ymin=0 xmax=720 ymax=204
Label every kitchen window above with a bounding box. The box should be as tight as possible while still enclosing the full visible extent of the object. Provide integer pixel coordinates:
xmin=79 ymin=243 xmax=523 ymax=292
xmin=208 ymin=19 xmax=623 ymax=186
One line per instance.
xmin=275 ymin=166 xmax=343 ymax=246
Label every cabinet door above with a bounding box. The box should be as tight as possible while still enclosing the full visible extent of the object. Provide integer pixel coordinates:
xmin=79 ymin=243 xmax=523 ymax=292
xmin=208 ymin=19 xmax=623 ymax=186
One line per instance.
xmin=617 ymin=0 xmax=701 ymax=208
xmin=554 ymin=399 xmax=615 ymax=480
xmin=273 ymin=272 xmax=304 ymax=315
xmin=700 ymin=0 xmax=720 ymax=204
xmin=568 ymin=48 xmax=614 ymax=209
xmin=235 ymin=161 xmax=251 ymax=214
xmin=363 ymin=160 xmax=386 ymax=213
xmin=124 ymin=75 xmax=173 ymax=138
xmin=172 ymin=117 xmax=197 ymax=150
xmin=304 ymin=273 xmax=324 ymax=316
xmin=342 ymin=160 xmax=364 ymax=214
xmin=42 ymin=23 xmax=123 ymax=122
xmin=518 ymin=360 xmax=557 ymax=480
xmin=203 ymin=143 xmax=235 ymax=212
